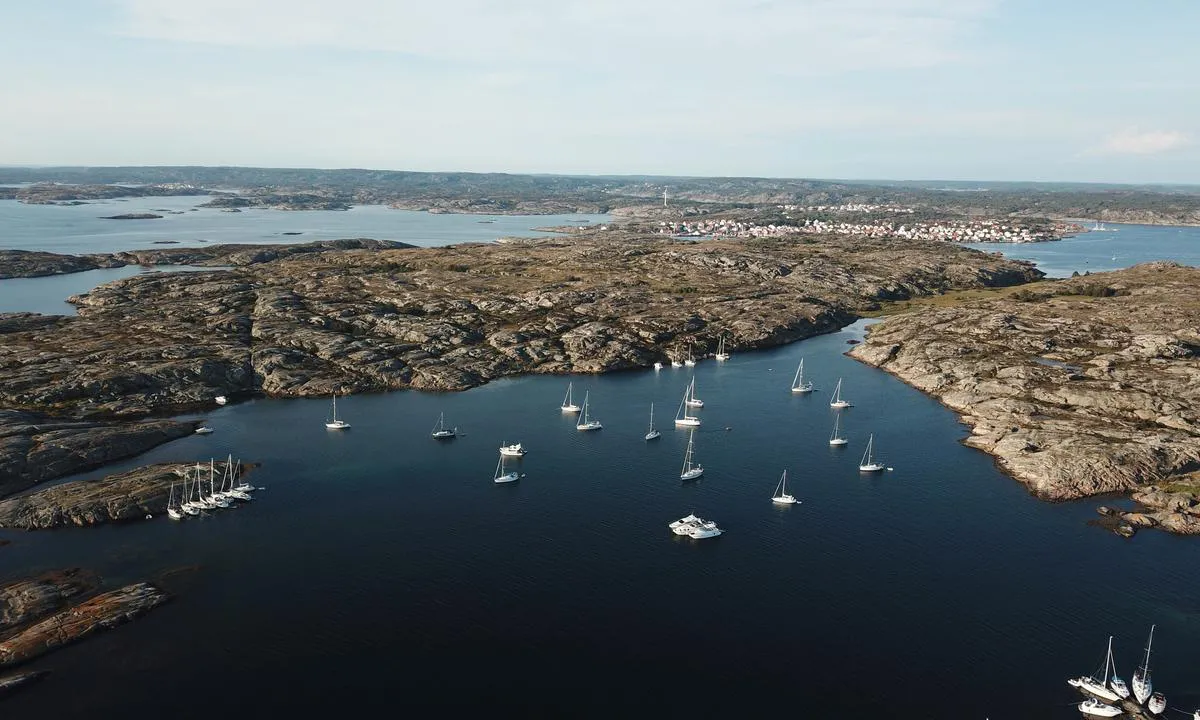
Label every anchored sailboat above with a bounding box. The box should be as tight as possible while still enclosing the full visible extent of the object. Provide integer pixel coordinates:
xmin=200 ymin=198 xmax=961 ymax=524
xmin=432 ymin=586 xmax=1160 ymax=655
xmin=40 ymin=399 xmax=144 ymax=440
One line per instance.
xmin=680 ymin=431 xmax=703 ymax=481
xmin=685 ymin=376 xmax=704 ymax=408
xmin=431 ymin=412 xmax=456 ymax=439
xmin=1068 ymin=636 xmax=1122 ymax=703
xmin=576 ymin=391 xmax=602 ymax=431
xmin=829 ymin=414 xmax=848 ymax=446
xmin=325 ymin=394 xmax=350 ymax=430
xmin=714 ymin=335 xmax=730 ymax=362
xmin=791 ymin=358 xmax=814 ymax=394
xmin=167 ymin=481 xmax=183 ymax=520
xmin=645 ymin=403 xmax=660 ymax=441
xmin=858 ymin=434 xmax=885 ymax=472
xmin=674 ymin=385 xmax=701 ymax=427
xmin=560 ymin=382 xmax=581 ymax=413
xmin=771 ymin=470 xmax=798 ymax=505
xmin=1132 ymin=625 xmax=1156 ymax=705
xmin=493 ymin=457 xmax=521 ymax=484
xmin=829 ymin=378 xmax=851 ymax=408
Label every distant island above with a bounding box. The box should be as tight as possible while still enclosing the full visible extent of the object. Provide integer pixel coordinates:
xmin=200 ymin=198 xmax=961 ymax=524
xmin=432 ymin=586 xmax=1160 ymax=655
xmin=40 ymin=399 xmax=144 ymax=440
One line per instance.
xmin=99 ymin=213 xmax=162 ymax=220
xmin=1 ymin=166 xmax=1198 ymax=226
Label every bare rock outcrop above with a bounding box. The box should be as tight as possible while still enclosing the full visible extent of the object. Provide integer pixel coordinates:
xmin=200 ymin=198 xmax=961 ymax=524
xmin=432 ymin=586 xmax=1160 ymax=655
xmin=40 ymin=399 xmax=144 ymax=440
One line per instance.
xmin=0 ymin=583 xmax=169 ymax=669
xmin=850 ymin=263 xmax=1200 ymax=534
xmin=0 ymin=570 xmax=97 ymax=631
xmin=0 ymin=462 xmax=240 ymax=529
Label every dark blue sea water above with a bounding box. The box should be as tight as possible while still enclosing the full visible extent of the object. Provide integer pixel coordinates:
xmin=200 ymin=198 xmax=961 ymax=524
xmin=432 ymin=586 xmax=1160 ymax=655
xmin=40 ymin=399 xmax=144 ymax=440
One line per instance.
xmin=2 ymin=322 xmax=1198 ymax=719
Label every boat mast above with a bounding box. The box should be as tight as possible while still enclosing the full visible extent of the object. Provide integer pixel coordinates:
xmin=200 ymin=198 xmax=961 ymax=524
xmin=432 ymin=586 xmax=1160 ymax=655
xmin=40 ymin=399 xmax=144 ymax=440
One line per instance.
xmin=648 ymin=403 xmax=654 ymax=431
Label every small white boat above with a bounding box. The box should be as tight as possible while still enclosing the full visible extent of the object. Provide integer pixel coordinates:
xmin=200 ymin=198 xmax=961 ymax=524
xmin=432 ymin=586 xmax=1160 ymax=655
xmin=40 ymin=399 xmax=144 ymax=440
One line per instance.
xmin=829 ymin=378 xmax=852 ymax=408
xmin=714 ymin=336 xmax=730 ymax=362
xmin=669 ymin=513 xmax=722 ymax=538
xmin=644 ymin=402 xmax=660 ymax=441
xmin=1109 ymin=645 xmax=1130 ymax=699
xmin=679 ymin=431 xmax=703 ymax=481
xmin=214 ymin=395 xmax=227 ymax=405
xmin=683 ymin=344 xmax=696 ymax=367
xmin=829 ymin=414 xmax=848 ymax=446
xmin=1148 ymin=692 xmax=1165 ymax=714
xmin=670 ymin=359 xmax=683 ymax=368
xmin=653 ymin=362 xmax=663 ymax=371
xmin=673 ymin=386 xmax=701 ymax=427
xmin=771 ymin=470 xmax=798 ymax=505
xmin=431 ymin=412 xmax=456 ymax=439
xmin=858 ymin=434 xmax=885 ymax=472
xmin=229 ymin=454 xmax=254 ymax=492
xmin=1132 ymin=625 xmax=1156 ymax=704
xmin=1078 ymin=698 xmax=1122 ymax=717
xmin=493 ymin=457 xmax=521 ymax=484
xmin=194 ymin=426 xmax=214 ymax=435
xmin=685 ymin=376 xmax=704 ymax=408
xmin=791 ymin=358 xmax=814 ymax=394
xmin=560 ymin=382 xmax=581 ymax=413
xmin=499 ymin=442 xmax=527 ymax=457
xmin=575 ymin=391 xmax=602 ymax=431
xmin=325 ymin=394 xmax=350 ymax=430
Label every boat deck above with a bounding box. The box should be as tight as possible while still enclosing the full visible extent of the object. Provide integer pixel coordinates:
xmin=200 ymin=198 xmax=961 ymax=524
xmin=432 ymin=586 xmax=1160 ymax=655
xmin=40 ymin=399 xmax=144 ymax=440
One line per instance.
xmin=1074 ymin=686 xmax=1158 ymax=719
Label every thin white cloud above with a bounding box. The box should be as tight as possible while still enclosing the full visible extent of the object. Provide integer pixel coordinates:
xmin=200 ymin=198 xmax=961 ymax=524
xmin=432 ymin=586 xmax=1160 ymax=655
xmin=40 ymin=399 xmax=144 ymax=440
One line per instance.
xmin=116 ymin=0 xmax=994 ymax=75
xmin=1096 ymin=128 xmax=1191 ymax=155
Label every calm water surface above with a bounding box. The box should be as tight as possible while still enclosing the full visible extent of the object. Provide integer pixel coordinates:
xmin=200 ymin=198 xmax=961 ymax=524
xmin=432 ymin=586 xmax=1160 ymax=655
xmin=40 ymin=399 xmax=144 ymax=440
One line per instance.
xmin=967 ymin=223 xmax=1200 ymax=277
xmin=0 ymin=195 xmax=609 ymax=254
xmin=2 ymin=322 xmax=1198 ymax=718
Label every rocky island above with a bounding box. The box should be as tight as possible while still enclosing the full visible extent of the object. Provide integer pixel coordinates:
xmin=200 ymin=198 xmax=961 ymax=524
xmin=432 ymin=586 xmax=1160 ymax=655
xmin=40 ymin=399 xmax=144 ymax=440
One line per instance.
xmin=0 ymin=230 xmax=1039 ymax=495
xmin=850 ymin=263 xmax=1200 ymax=536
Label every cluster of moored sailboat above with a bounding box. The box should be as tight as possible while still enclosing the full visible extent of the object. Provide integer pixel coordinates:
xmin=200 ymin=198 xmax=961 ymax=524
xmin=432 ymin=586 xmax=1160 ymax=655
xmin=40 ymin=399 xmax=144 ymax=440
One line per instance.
xmin=166 ymin=455 xmax=255 ymax=520
xmin=1069 ymin=626 xmax=1188 ymax=718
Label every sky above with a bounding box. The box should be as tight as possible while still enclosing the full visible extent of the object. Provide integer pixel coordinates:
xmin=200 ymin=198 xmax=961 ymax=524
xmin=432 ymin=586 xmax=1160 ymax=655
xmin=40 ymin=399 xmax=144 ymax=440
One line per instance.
xmin=1 ymin=0 xmax=1197 ymax=183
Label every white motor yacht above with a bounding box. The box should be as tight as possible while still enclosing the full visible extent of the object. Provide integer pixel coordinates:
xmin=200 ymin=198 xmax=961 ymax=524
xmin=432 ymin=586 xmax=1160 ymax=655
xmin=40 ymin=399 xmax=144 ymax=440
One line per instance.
xmin=669 ymin=514 xmax=722 ymax=539
xmin=499 ymin=442 xmax=527 ymax=457
xmin=194 ymin=426 xmax=214 ymax=435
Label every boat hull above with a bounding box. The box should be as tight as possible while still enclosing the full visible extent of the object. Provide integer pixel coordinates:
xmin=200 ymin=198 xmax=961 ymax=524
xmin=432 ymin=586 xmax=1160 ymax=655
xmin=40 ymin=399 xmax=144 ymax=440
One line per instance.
xmin=829 ymin=438 xmax=848 ymax=446
xmin=576 ymin=422 xmax=602 ymax=431
xmin=494 ymin=473 xmax=520 ymax=484
xmin=325 ymin=421 xmax=350 ymax=430
xmin=680 ymin=468 xmax=704 ymax=481
xmin=772 ymin=495 xmax=797 ymax=504
xmin=1078 ymin=699 xmax=1122 ymax=717
xmin=1148 ymin=693 xmax=1166 ymax=714
xmin=859 ymin=463 xmax=886 ymax=472
xmin=791 ymin=385 xmax=814 ymax=394
xmin=560 ymin=405 xmax=581 ymax=413
xmin=674 ymin=418 xmax=701 ymax=427
xmin=830 ymin=401 xmax=851 ymax=409
xmin=644 ymin=431 xmax=661 ymax=441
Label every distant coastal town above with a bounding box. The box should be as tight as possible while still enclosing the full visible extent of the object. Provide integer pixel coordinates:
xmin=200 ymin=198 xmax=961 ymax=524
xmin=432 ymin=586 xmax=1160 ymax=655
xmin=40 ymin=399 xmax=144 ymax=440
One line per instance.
xmin=658 ymin=216 xmax=1078 ymax=243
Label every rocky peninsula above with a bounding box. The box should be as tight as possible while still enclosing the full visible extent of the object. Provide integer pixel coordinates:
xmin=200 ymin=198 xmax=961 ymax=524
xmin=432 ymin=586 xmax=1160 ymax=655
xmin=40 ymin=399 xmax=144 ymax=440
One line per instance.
xmin=849 ymin=263 xmax=1200 ymax=536
xmin=0 ymin=230 xmax=1039 ymax=495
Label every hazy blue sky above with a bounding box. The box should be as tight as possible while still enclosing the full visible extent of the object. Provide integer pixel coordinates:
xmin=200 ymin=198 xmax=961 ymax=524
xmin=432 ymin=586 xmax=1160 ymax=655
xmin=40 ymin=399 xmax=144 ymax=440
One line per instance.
xmin=1 ymin=1 xmax=1197 ymax=182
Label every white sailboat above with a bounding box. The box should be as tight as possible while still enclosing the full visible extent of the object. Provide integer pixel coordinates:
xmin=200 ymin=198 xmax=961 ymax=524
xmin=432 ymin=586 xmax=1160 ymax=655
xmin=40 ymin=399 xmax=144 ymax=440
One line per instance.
xmin=431 ymin=412 xmax=456 ymax=439
xmin=1078 ymin=698 xmax=1122 ymax=717
xmin=858 ymin=434 xmax=885 ymax=472
xmin=685 ymin=376 xmax=704 ymax=408
xmin=1109 ymin=645 xmax=1130 ymax=699
xmin=653 ymin=361 xmax=663 ymax=371
xmin=325 ymin=394 xmax=350 ymax=430
xmin=194 ymin=425 xmax=214 ymax=435
xmin=230 ymin=455 xmax=254 ymax=492
xmin=208 ymin=460 xmax=231 ymax=507
xmin=180 ymin=468 xmax=200 ymax=515
xmin=714 ymin=336 xmax=730 ymax=362
xmin=674 ymin=385 xmax=701 ymax=427
xmin=771 ymin=470 xmax=798 ymax=505
xmin=670 ymin=358 xmax=683 ymax=368
xmin=829 ymin=414 xmax=848 ymax=446
xmin=493 ymin=457 xmax=521 ymax=484
xmin=214 ymin=395 xmax=227 ymax=405
xmin=829 ymin=378 xmax=852 ymax=408
xmin=680 ymin=431 xmax=703 ymax=481
xmin=499 ymin=442 xmax=527 ymax=457
xmin=576 ymin=391 xmax=602 ymax=431
xmin=560 ymin=382 xmax=581 ymax=413
xmin=1069 ymin=636 xmax=1122 ymax=703
xmin=684 ymin=343 xmax=696 ymax=367
xmin=791 ymin=358 xmax=814 ymax=394
xmin=1132 ymin=625 xmax=1155 ymax=704
xmin=167 ymin=481 xmax=184 ymax=520
xmin=644 ymin=403 xmax=660 ymax=441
